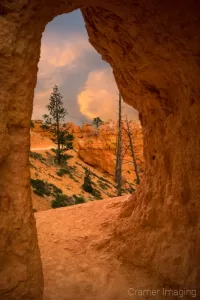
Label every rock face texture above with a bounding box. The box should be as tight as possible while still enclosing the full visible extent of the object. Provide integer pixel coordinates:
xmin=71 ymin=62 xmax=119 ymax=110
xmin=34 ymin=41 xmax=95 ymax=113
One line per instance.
xmin=31 ymin=120 xmax=144 ymax=184
xmin=76 ymin=121 xmax=144 ymax=182
xmin=0 ymin=1 xmax=200 ymax=299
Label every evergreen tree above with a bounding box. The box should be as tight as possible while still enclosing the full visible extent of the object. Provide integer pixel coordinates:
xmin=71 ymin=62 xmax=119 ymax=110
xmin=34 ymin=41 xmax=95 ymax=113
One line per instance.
xmin=82 ymin=168 xmax=93 ymax=193
xmin=93 ymin=117 xmax=103 ymax=128
xmin=30 ymin=120 xmax=35 ymax=128
xmin=43 ymin=85 xmax=74 ymax=164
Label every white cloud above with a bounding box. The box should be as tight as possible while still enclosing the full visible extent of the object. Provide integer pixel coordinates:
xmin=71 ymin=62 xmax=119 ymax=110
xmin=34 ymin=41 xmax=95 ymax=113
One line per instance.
xmin=32 ymin=16 xmax=138 ymax=123
xmin=78 ymin=68 xmax=138 ymax=121
xmin=33 ymin=32 xmax=94 ymax=119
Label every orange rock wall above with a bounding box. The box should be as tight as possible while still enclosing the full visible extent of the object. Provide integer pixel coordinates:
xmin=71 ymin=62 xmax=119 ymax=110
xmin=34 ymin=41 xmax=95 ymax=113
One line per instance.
xmin=31 ymin=120 xmax=144 ymax=184
xmin=76 ymin=121 xmax=144 ymax=183
xmin=0 ymin=1 xmax=200 ymax=299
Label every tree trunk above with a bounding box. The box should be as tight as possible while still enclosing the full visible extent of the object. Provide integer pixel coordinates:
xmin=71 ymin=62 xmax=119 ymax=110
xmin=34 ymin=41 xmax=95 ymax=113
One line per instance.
xmin=115 ymin=93 xmax=122 ymax=196
xmin=56 ymin=98 xmax=61 ymax=164
xmin=125 ymin=118 xmax=140 ymax=184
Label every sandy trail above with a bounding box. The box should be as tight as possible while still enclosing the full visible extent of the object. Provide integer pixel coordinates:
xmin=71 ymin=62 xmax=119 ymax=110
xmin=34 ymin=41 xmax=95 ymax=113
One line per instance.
xmin=31 ymin=147 xmax=56 ymax=151
xmin=36 ymin=197 xmax=177 ymax=300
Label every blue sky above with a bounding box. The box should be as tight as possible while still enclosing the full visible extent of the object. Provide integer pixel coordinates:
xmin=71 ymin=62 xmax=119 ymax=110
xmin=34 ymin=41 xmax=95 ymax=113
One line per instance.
xmin=33 ymin=9 xmax=138 ymax=125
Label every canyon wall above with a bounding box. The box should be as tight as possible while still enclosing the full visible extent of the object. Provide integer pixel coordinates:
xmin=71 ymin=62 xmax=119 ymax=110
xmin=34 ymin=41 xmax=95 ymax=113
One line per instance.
xmin=76 ymin=121 xmax=144 ymax=184
xmin=0 ymin=0 xmax=200 ymax=299
xmin=31 ymin=120 xmax=144 ymax=185
xmin=82 ymin=2 xmax=200 ymax=292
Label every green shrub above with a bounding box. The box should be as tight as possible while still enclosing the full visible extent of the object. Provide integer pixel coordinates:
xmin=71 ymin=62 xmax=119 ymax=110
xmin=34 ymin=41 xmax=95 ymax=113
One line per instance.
xmin=97 ymin=176 xmax=111 ymax=185
xmin=48 ymin=183 xmax=62 ymax=196
xmin=69 ymin=174 xmax=74 ymax=179
xmin=56 ymin=168 xmax=71 ymax=177
xmin=128 ymin=187 xmax=135 ymax=193
xmin=73 ymin=194 xmax=85 ymax=204
xmin=29 ymin=162 xmax=36 ymax=169
xmin=51 ymin=194 xmax=74 ymax=208
xmin=82 ymin=168 xmax=112 ymax=185
xmin=59 ymin=153 xmax=73 ymax=164
xmin=91 ymin=188 xmax=102 ymax=200
xmin=30 ymin=179 xmax=50 ymax=197
xmin=30 ymin=120 xmax=35 ymax=128
xmin=40 ymin=124 xmax=49 ymax=130
xmin=97 ymin=180 xmax=110 ymax=190
xmin=82 ymin=168 xmax=93 ymax=193
xmin=56 ymin=167 xmax=77 ymax=180
xmin=63 ymin=154 xmax=73 ymax=160
xmin=31 ymin=179 xmax=62 ymax=197
xmin=29 ymin=152 xmax=46 ymax=162
xmin=51 ymin=193 xmax=86 ymax=208
xmin=50 ymin=149 xmax=73 ymax=164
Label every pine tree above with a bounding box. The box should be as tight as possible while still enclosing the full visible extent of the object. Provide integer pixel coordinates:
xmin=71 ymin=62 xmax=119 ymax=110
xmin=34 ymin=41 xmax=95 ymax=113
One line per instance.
xmin=43 ymin=85 xmax=74 ymax=164
xmin=30 ymin=120 xmax=35 ymax=128
xmin=82 ymin=168 xmax=93 ymax=193
xmin=93 ymin=117 xmax=103 ymax=128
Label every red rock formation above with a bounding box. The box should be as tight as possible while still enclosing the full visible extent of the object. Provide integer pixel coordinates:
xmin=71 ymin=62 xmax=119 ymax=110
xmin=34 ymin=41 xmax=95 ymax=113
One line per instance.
xmin=76 ymin=121 xmax=144 ymax=184
xmin=0 ymin=1 xmax=200 ymax=299
xmin=31 ymin=120 xmax=144 ymax=185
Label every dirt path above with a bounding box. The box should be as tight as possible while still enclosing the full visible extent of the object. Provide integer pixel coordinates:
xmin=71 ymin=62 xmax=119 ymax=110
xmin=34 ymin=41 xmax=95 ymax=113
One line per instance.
xmin=31 ymin=147 xmax=55 ymax=151
xmin=36 ymin=197 xmax=177 ymax=300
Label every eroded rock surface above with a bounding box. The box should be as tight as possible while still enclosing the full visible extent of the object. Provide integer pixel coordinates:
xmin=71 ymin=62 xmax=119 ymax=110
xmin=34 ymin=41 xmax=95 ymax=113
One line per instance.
xmin=0 ymin=0 xmax=200 ymax=299
xmin=76 ymin=121 xmax=143 ymax=181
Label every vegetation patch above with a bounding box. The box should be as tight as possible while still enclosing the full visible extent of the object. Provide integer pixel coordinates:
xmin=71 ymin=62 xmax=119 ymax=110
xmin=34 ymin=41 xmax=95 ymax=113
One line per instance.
xmin=82 ymin=168 xmax=93 ymax=193
xmin=29 ymin=162 xmax=36 ymax=169
xmin=56 ymin=168 xmax=71 ymax=177
xmin=64 ymin=154 xmax=74 ymax=160
xmin=91 ymin=188 xmax=102 ymax=200
xmin=81 ymin=165 xmax=112 ymax=185
xmin=51 ymin=194 xmax=73 ymax=208
xmin=48 ymin=183 xmax=62 ymax=196
xmin=56 ymin=167 xmax=77 ymax=181
xmin=97 ymin=180 xmax=110 ymax=190
xmin=30 ymin=179 xmax=51 ymax=197
xmin=30 ymin=120 xmax=35 ymax=128
xmin=82 ymin=168 xmax=103 ymax=200
xmin=97 ymin=176 xmax=111 ymax=185
xmin=52 ymin=194 xmax=85 ymax=208
xmin=73 ymin=194 xmax=85 ymax=204
xmin=29 ymin=151 xmax=46 ymax=162
xmin=50 ymin=149 xmax=73 ymax=164
xmin=31 ymin=179 xmax=62 ymax=197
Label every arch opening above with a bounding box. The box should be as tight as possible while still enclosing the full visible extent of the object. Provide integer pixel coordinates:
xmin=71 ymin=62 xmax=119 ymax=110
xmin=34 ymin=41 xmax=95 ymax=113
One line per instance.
xmin=30 ymin=10 xmax=143 ymax=212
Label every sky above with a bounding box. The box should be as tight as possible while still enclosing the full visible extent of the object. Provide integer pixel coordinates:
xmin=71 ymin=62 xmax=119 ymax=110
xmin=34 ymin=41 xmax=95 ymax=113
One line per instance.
xmin=33 ymin=9 xmax=138 ymax=125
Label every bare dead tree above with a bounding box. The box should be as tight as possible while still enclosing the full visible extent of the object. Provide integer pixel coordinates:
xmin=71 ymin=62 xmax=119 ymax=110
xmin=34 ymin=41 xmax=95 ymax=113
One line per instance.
xmin=115 ymin=93 xmax=123 ymax=196
xmin=124 ymin=117 xmax=140 ymax=184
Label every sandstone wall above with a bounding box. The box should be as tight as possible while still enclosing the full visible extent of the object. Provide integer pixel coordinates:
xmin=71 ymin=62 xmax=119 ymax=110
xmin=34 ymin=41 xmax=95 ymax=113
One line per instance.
xmin=76 ymin=121 xmax=144 ymax=184
xmin=82 ymin=2 xmax=200 ymax=292
xmin=0 ymin=0 xmax=200 ymax=299
xmin=31 ymin=120 xmax=144 ymax=184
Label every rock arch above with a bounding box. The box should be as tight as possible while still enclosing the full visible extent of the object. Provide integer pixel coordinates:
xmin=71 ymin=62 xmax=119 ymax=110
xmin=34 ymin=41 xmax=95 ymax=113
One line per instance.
xmin=0 ymin=0 xmax=200 ymax=299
